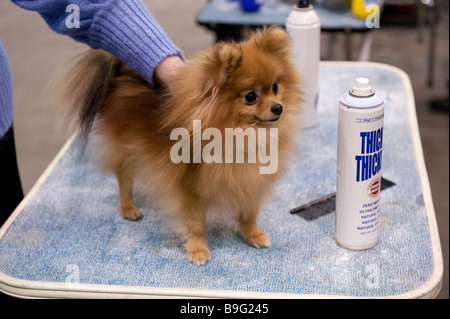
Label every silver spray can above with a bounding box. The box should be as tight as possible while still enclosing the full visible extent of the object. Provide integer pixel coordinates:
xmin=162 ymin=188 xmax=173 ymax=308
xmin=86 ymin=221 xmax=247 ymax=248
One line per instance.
xmin=286 ymin=0 xmax=320 ymax=128
xmin=335 ymin=78 xmax=384 ymax=250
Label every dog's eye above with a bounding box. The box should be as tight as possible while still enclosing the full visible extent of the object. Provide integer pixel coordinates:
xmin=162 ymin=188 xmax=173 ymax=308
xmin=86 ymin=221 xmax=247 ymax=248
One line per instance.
xmin=272 ymin=83 xmax=278 ymax=94
xmin=245 ymin=91 xmax=258 ymax=104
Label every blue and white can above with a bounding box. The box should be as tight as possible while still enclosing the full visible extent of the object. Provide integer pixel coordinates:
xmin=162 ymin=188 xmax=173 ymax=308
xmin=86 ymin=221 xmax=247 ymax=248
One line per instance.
xmin=335 ymin=78 xmax=384 ymax=250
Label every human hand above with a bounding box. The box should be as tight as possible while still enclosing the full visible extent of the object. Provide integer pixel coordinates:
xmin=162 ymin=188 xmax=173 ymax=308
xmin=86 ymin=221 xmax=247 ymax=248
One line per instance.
xmin=154 ymin=55 xmax=185 ymax=87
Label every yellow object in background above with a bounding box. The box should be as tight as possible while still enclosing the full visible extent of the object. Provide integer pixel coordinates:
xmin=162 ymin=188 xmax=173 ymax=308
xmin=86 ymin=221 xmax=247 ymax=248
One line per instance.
xmin=351 ymin=0 xmax=372 ymax=18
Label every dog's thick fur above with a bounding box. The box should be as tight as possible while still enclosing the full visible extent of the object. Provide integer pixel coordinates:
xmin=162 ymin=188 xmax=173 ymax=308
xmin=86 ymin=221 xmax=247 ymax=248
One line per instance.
xmin=61 ymin=26 xmax=302 ymax=265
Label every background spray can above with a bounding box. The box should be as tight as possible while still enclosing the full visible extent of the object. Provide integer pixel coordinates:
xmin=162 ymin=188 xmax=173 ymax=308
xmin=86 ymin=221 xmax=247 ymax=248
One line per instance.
xmin=286 ymin=0 xmax=320 ymax=128
xmin=335 ymin=78 xmax=384 ymax=250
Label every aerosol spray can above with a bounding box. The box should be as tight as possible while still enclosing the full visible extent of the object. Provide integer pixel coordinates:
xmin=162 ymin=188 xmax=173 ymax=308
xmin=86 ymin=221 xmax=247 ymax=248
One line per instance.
xmin=286 ymin=0 xmax=320 ymax=128
xmin=335 ymin=78 xmax=384 ymax=250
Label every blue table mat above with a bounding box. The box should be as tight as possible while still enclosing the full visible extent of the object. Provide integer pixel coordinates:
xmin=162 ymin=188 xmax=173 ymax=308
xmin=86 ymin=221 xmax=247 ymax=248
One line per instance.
xmin=0 ymin=64 xmax=435 ymax=297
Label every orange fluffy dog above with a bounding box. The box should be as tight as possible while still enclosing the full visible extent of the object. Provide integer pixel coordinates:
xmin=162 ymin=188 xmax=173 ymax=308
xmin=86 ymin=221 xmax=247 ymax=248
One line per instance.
xmin=61 ymin=26 xmax=301 ymax=265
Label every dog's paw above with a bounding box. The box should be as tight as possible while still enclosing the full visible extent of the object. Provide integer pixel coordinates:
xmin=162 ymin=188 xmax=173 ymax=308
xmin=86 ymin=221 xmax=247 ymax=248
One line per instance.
xmin=244 ymin=231 xmax=271 ymax=248
xmin=121 ymin=206 xmax=142 ymax=220
xmin=186 ymin=238 xmax=211 ymax=266
xmin=187 ymin=247 xmax=211 ymax=266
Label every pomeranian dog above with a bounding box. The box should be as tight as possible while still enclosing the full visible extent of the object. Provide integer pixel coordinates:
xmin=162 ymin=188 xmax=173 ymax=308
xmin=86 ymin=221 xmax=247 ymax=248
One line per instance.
xmin=61 ymin=26 xmax=301 ymax=265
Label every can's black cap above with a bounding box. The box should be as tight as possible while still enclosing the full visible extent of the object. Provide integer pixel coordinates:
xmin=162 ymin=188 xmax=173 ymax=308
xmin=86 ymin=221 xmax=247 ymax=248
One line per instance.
xmin=297 ymin=0 xmax=310 ymax=8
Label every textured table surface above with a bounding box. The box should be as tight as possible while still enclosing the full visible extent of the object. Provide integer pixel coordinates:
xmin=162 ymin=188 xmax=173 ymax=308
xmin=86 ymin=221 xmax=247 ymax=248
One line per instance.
xmin=0 ymin=62 xmax=443 ymax=298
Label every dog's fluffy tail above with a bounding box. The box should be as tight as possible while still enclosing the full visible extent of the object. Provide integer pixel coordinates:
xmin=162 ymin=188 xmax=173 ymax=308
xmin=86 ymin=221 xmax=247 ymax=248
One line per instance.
xmin=59 ymin=49 xmax=120 ymax=141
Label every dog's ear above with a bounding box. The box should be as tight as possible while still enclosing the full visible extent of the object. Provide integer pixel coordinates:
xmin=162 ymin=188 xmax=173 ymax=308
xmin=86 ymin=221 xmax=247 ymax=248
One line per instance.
xmin=201 ymin=42 xmax=242 ymax=91
xmin=252 ymin=26 xmax=291 ymax=59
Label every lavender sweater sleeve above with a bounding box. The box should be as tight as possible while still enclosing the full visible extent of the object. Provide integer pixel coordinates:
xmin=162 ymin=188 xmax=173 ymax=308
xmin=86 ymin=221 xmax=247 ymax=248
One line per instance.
xmin=11 ymin=0 xmax=184 ymax=86
xmin=0 ymin=41 xmax=14 ymax=137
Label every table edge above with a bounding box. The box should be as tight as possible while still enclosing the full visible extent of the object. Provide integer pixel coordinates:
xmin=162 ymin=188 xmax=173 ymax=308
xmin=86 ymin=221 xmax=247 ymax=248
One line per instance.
xmin=0 ymin=61 xmax=443 ymax=299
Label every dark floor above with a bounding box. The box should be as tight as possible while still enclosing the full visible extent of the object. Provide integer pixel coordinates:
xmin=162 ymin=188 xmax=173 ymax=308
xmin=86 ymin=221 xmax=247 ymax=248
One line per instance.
xmin=0 ymin=0 xmax=448 ymax=298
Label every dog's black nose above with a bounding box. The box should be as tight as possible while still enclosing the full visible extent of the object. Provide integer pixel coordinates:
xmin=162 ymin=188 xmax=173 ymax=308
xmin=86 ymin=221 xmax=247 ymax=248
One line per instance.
xmin=270 ymin=104 xmax=283 ymax=116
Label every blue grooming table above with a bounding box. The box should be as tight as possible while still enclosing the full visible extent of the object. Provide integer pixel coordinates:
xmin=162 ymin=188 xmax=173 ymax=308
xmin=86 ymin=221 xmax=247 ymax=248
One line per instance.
xmin=0 ymin=62 xmax=443 ymax=298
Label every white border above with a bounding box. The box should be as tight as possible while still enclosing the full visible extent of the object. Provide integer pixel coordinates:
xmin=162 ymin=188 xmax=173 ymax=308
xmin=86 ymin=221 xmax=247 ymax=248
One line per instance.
xmin=0 ymin=62 xmax=443 ymax=299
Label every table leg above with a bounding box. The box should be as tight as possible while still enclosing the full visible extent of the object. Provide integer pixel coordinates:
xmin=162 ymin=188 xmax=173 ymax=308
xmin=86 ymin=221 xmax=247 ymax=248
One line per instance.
xmin=345 ymin=28 xmax=352 ymax=60
xmin=358 ymin=31 xmax=373 ymax=61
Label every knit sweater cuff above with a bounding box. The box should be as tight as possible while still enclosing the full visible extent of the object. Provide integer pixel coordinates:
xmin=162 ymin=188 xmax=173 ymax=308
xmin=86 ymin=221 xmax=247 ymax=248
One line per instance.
xmin=89 ymin=0 xmax=184 ymax=86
